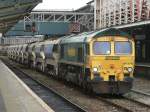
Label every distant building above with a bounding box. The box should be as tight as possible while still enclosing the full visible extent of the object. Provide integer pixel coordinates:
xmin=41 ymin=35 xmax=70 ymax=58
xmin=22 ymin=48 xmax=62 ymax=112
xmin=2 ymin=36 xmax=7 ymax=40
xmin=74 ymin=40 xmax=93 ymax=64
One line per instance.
xmin=75 ymin=0 xmax=94 ymax=13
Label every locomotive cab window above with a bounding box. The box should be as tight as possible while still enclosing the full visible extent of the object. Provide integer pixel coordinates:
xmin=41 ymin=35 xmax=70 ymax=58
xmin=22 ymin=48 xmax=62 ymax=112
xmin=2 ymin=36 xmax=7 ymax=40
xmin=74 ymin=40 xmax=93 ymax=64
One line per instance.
xmin=115 ymin=41 xmax=132 ymax=55
xmin=93 ymin=42 xmax=111 ymax=55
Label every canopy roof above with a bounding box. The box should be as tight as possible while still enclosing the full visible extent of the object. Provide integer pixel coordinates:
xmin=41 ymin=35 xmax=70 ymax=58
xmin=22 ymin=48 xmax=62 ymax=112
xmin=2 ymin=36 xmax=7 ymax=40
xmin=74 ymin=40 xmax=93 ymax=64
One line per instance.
xmin=0 ymin=0 xmax=42 ymax=33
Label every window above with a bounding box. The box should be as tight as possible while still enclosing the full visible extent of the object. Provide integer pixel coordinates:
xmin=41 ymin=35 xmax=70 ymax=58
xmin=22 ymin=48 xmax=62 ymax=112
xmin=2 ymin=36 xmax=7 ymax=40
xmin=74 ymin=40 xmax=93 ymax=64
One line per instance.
xmin=25 ymin=24 xmax=31 ymax=32
xmin=32 ymin=45 xmax=35 ymax=51
xmin=86 ymin=44 xmax=90 ymax=55
xmin=26 ymin=46 xmax=28 ymax=52
xmin=93 ymin=42 xmax=111 ymax=55
xmin=61 ymin=45 xmax=64 ymax=59
xmin=40 ymin=45 xmax=44 ymax=51
xmin=53 ymin=44 xmax=58 ymax=53
xmin=44 ymin=44 xmax=54 ymax=57
xmin=44 ymin=45 xmax=53 ymax=53
xmin=78 ymin=47 xmax=83 ymax=62
xmin=35 ymin=47 xmax=40 ymax=53
xmin=115 ymin=42 xmax=132 ymax=55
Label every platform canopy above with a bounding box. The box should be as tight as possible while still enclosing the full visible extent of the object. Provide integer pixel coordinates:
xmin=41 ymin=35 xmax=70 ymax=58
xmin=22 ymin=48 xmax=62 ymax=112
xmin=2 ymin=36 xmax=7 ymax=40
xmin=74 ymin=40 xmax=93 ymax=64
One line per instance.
xmin=0 ymin=0 xmax=42 ymax=34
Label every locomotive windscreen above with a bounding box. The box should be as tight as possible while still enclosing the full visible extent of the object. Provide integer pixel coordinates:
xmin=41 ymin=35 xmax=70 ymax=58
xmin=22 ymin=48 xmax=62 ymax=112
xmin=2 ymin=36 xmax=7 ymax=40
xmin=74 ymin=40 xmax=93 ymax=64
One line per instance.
xmin=93 ymin=42 xmax=111 ymax=55
xmin=115 ymin=42 xmax=132 ymax=55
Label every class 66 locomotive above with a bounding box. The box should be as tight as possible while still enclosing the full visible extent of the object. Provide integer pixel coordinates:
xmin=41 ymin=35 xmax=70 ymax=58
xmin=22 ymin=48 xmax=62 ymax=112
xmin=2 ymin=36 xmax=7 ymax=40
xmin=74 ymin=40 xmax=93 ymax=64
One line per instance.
xmin=7 ymin=28 xmax=135 ymax=94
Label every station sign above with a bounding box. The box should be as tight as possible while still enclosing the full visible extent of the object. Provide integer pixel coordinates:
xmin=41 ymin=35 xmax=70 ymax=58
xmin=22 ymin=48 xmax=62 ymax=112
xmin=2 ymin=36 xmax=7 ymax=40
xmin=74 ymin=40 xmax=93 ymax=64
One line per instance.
xmin=69 ymin=22 xmax=81 ymax=33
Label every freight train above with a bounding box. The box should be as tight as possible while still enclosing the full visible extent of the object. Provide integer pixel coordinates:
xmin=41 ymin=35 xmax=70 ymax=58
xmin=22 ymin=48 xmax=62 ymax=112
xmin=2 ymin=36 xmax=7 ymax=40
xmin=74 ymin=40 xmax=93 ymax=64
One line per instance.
xmin=7 ymin=28 xmax=135 ymax=94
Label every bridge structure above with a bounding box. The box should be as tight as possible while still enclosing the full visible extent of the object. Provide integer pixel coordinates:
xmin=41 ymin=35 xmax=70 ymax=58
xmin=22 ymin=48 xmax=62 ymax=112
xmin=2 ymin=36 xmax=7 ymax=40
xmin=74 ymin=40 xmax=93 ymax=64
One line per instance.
xmin=0 ymin=0 xmax=42 ymax=34
xmin=23 ymin=10 xmax=94 ymax=33
xmin=95 ymin=0 xmax=150 ymax=29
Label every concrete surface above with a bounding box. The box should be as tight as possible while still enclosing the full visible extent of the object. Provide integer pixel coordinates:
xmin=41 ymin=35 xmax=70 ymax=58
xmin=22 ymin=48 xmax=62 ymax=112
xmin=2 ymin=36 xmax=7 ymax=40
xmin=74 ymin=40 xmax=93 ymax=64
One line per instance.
xmin=0 ymin=60 xmax=54 ymax=112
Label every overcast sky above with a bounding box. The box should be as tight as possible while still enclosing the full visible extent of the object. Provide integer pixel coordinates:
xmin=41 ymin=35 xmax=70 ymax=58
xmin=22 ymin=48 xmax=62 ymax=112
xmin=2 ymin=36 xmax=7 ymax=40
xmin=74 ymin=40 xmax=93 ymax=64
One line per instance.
xmin=35 ymin=0 xmax=91 ymax=10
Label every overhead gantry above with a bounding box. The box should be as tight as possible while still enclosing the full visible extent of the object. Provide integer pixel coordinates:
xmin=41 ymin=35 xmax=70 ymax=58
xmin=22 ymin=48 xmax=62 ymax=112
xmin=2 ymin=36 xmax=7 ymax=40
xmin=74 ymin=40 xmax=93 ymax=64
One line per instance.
xmin=24 ymin=10 xmax=94 ymax=31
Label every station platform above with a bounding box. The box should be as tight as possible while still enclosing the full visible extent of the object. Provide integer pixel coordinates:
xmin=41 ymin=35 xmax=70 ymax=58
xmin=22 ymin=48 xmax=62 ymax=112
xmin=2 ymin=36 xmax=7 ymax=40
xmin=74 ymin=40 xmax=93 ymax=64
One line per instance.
xmin=136 ymin=63 xmax=150 ymax=67
xmin=0 ymin=60 xmax=54 ymax=112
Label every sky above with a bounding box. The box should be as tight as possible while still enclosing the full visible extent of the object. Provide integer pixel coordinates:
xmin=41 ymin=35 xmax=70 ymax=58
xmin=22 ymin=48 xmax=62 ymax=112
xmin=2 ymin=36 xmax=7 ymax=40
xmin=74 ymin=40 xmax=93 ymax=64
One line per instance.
xmin=34 ymin=0 xmax=91 ymax=10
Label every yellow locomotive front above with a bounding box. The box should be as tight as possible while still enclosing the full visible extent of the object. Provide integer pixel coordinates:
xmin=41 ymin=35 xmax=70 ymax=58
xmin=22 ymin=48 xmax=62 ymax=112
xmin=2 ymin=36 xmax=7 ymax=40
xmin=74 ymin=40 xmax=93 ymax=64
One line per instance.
xmin=88 ymin=36 xmax=135 ymax=94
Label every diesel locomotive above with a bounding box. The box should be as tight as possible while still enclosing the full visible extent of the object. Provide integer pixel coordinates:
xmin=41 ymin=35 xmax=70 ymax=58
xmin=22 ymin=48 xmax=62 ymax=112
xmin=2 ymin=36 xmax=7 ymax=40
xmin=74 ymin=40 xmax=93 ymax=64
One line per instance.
xmin=7 ymin=28 xmax=135 ymax=94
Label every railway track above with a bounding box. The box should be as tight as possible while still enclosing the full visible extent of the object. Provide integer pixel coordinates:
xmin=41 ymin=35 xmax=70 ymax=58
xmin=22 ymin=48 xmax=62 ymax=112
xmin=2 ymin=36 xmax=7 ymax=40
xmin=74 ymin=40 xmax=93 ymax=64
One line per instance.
xmin=2 ymin=58 xmax=150 ymax=112
xmin=125 ymin=89 xmax=150 ymax=106
xmin=97 ymin=96 xmax=150 ymax=112
xmin=131 ymin=89 xmax=150 ymax=97
xmin=96 ymin=88 xmax=150 ymax=112
xmin=96 ymin=97 xmax=133 ymax=112
xmin=4 ymin=60 xmax=87 ymax=112
xmin=96 ymin=87 xmax=150 ymax=112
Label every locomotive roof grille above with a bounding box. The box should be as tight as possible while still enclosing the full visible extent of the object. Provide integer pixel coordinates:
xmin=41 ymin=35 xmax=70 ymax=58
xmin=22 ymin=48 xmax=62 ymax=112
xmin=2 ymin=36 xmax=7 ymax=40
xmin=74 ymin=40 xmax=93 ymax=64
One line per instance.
xmin=94 ymin=28 xmax=131 ymax=38
xmin=60 ymin=28 xmax=132 ymax=44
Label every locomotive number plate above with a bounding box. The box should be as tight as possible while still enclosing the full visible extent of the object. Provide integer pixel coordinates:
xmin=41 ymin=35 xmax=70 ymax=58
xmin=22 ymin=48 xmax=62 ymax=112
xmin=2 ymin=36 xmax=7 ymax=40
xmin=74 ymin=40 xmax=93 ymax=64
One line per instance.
xmin=105 ymin=56 xmax=120 ymax=60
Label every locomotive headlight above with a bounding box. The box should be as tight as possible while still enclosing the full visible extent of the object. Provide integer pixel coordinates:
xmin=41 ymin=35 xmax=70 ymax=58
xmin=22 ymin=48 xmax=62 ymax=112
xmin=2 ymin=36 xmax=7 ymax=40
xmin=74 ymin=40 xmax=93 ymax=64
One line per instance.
xmin=93 ymin=67 xmax=98 ymax=72
xmin=128 ymin=67 xmax=133 ymax=73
